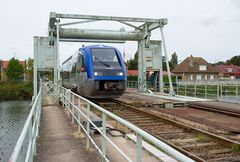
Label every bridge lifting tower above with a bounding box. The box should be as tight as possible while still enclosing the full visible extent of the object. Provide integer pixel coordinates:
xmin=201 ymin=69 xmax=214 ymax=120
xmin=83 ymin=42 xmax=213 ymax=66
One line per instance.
xmin=34 ymin=12 xmax=174 ymax=98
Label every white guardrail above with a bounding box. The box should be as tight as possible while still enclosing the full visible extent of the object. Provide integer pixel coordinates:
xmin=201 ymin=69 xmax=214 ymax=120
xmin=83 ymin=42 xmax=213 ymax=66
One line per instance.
xmin=9 ymin=80 xmax=42 ymax=162
xmin=9 ymin=81 xmax=194 ymax=162
xmin=59 ymin=85 xmax=194 ymax=162
xmin=127 ymin=80 xmax=240 ymax=100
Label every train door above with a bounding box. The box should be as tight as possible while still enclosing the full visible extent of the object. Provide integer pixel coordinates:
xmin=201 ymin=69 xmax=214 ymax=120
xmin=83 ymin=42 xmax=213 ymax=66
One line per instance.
xmin=71 ymin=55 xmax=78 ymax=88
xmin=77 ymin=53 xmax=87 ymax=85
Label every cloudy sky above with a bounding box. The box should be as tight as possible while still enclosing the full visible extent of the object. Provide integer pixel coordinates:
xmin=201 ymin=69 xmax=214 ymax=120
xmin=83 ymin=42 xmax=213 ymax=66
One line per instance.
xmin=0 ymin=0 xmax=240 ymax=64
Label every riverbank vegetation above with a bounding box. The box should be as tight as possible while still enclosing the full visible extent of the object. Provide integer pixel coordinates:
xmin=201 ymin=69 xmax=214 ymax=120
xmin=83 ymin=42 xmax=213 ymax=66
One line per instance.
xmin=0 ymin=82 xmax=33 ymax=100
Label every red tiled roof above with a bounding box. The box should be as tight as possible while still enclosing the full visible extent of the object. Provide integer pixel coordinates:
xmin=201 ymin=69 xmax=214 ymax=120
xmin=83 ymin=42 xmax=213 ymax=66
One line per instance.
xmin=1 ymin=60 xmax=25 ymax=69
xmin=217 ymin=64 xmax=240 ymax=76
xmin=128 ymin=70 xmax=138 ymax=76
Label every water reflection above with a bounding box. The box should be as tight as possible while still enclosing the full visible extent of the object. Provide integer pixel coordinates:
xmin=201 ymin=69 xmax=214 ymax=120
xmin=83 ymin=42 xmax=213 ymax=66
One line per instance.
xmin=0 ymin=101 xmax=30 ymax=162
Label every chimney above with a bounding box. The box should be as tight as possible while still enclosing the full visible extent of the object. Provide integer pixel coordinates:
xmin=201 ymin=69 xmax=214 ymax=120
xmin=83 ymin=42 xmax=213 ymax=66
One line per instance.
xmin=189 ymin=55 xmax=194 ymax=67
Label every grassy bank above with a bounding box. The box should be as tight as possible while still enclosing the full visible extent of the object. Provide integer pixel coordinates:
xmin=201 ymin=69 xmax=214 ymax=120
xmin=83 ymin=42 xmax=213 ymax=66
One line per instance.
xmin=0 ymin=82 xmax=33 ymax=100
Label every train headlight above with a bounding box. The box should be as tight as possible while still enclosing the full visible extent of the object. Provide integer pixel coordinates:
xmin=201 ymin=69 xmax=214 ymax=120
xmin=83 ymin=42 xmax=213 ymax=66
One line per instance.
xmin=94 ymin=72 xmax=103 ymax=76
xmin=117 ymin=72 xmax=124 ymax=76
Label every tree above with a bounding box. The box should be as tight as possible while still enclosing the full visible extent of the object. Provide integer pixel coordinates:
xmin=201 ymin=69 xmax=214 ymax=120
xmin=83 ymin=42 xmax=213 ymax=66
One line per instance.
xmin=5 ymin=58 xmax=24 ymax=81
xmin=170 ymin=52 xmax=178 ymax=70
xmin=26 ymin=57 xmax=33 ymax=80
xmin=215 ymin=61 xmax=226 ymax=65
xmin=127 ymin=51 xmax=138 ymax=70
xmin=226 ymin=55 xmax=240 ymax=66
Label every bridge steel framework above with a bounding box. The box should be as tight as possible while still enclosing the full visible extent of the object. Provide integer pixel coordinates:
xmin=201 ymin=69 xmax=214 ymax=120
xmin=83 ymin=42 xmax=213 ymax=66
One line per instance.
xmin=34 ymin=12 xmax=174 ymax=98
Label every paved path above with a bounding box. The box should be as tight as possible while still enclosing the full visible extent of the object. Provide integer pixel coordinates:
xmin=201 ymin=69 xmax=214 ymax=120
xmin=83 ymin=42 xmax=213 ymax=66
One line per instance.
xmin=34 ymin=105 xmax=101 ymax=162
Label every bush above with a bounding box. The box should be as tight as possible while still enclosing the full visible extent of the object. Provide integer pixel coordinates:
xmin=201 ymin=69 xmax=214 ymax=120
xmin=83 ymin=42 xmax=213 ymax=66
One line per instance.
xmin=0 ymin=82 xmax=33 ymax=100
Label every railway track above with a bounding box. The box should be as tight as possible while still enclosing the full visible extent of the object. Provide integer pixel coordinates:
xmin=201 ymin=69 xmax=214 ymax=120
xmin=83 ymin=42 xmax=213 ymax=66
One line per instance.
xmin=94 ymin=99 xmax=240 ymax=162
xmin=188 ymin=102 xmax=240 ymax=118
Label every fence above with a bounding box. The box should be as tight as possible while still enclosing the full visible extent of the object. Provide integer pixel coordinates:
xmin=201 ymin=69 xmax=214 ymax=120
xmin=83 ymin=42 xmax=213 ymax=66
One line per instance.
xmin=9 ymin=80 xmax=42 ymax=162
xmin=127 ymin=80 xmax=240 ymax=100
xmin=59 ymin=85 xmax=193 ymax=162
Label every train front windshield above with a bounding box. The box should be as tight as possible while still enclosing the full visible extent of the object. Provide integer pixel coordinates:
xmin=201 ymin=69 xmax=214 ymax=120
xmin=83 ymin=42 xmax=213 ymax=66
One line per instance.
xmin=91 ymin=48 xmax=121 ymax=68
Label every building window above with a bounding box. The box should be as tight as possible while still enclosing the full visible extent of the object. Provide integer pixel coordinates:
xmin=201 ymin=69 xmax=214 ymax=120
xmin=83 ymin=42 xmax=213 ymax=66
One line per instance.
xmin=199 ymin=65 xmax=207 ymax=71
xmin=205 ymin=75 xmax=208 ymax=80
xmin=196 ymin=74 xmax=202 ymax=80
xmin=225 ymin=68 xmax=233 ymax=72
xmin=190 ymin=74 xmax=193 ymax=80
xmin=210 ymin=74 xmax=214 ymax=80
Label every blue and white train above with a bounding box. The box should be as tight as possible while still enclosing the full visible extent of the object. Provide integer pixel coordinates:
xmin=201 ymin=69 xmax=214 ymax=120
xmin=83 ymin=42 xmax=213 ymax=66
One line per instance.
xmin=61 ymin=45 xmax=127 ymax=98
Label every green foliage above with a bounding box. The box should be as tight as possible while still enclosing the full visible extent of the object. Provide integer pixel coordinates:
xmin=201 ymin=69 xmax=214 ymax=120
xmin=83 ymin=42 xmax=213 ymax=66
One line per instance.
xmin=231 ymin=144 xmax=240 ymax=154
xmin=170 ymin=52 xmax=178 ymax=69
xmin=0 ymin=82 xmax=33 ymax=100
xmin=127 ymin=52 xmax=138 ymax=70
xmin=127 ymin=76 xmax=138 ymax=81
xmin=127 ymin=51 xmax=179 ymax=71
xmin=26 ymin=57 xmax=34 ymax=81
xmin=215 ymin=61 xmax=226 ymax=65
xmin=226 ymin=55 xmax=240 ymax=66
xmin=197 ymin=133 xmax=210 ymax=143
xmin=5 ymin=58 xmax=24 ymax=81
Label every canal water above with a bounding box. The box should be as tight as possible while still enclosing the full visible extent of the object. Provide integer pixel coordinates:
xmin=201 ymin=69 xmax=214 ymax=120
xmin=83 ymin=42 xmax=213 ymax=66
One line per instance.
xmin=0 ymin=101 xmax=31 ymax=162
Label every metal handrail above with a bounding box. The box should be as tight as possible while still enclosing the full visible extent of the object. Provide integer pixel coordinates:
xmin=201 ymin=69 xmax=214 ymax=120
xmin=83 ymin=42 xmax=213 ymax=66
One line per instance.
xmin=127 ymin=80 xmax=240 ymax=100
xmin=9 ymin=80 xmax=42 ymax=162
xmin=59 ymin=85 xmax=194 ymax=162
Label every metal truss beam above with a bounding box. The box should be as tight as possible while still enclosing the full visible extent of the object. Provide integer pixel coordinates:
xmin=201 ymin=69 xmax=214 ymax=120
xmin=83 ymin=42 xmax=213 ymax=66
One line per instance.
xmin=54 ymin=12 xmax=161 ymax=22
xmin=57 ymin=28 xmax=144 ymax=41
xmin=59 ymin=38 xmax=125 ymax=43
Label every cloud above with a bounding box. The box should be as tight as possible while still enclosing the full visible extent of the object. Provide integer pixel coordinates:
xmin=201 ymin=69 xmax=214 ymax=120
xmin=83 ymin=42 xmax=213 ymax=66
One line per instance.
xmin=231 ymin=0 xmax=240 ymax=9
xmin=201 ymin=13 xmax=219 ymax=26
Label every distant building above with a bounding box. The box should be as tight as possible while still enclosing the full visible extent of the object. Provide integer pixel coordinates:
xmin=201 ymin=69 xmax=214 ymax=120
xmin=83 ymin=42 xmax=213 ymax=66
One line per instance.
xmin=217 ymin=64 xmax=240 ymax=80
xmin=127 ymin=70 xmax=138 ymax=76
xmin=127 ymin=69 xmax=175 ymax=77
xmin=0 ymin=60 xmax=26 ymax=81
xmin=172 ymin=55 xmax=218 ymax=81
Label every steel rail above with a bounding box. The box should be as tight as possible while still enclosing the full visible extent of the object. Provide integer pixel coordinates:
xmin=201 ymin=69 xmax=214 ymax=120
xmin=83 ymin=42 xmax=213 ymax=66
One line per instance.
xmin=188 ymin=104 xmax=240 ymax=118
xmin=108 ymin=99 xmax=240 ymax=161
xmin=59 ymin=86 xmax=194 ymax=162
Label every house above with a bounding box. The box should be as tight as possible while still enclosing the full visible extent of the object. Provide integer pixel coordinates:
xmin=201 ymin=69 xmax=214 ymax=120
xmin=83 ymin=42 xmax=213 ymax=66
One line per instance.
xmin=0 ymin=60 xmax=26 ymax=81
xmin=217 ymin=64 xmax=240 ymax=80
xmin=172 ymin=55 xmax=218 ymax=81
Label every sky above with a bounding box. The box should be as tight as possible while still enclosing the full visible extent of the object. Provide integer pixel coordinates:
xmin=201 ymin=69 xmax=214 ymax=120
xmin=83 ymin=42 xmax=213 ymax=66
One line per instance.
xmin=0 ymin=0 xmax=240 ymax=64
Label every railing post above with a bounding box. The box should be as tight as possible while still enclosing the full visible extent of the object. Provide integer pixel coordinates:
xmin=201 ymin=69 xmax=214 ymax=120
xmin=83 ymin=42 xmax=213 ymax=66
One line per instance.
xmin=78 ymin=98 xmax=81 ymax=132
xmin=36 ymin=104 xmax=40 ymax=137
xmin=176 ymin=82 xmax=179 ymax=95
xmin=68 ymin=90 xmax=71 ymax=117
xmin=72 ymin=94 xmax=75 ymax=124
xmin=184 ymin=84 xmax=187 ymax=96
xmin=102 ymin=113 xmax=107 ymax=161
xmin=86 ymin=103 xmax=90 ymax=149
xmin=205 ymin=84 xmax=207 ymax=99
xmin=28 ymin=119 xmax=33 ymax=162
xmin=220 ymin=84 xmax=222 ymax=99
xmin=64 ymin=89 xmax=66 ymax=107
xmin=236 ymin=85 xmax=238 ymax=97
xmin=194 ymin=82 xmax=196 ymax=97
xmin=136 ymin=133 xmax=142 ymax=162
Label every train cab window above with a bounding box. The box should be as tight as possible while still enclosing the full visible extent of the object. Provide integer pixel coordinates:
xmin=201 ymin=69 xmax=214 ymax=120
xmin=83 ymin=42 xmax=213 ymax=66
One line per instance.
xmin=91 ymin=48 xmax=121 ymax=67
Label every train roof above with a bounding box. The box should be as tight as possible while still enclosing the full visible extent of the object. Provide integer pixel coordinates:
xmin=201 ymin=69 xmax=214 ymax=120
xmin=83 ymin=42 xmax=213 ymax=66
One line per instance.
xmin=79 ymin=45 xmax=117 ymax=51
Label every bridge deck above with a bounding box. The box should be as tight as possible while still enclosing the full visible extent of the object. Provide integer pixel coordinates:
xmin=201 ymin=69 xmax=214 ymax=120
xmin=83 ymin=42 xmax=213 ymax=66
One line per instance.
xmin=34 ymin=104 xmax=101 ymax=162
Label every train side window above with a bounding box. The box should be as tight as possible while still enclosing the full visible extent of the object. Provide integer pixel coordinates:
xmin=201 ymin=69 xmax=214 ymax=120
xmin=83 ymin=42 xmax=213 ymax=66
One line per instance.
xmin=77 ymin=55 xmax=85 ymax=72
